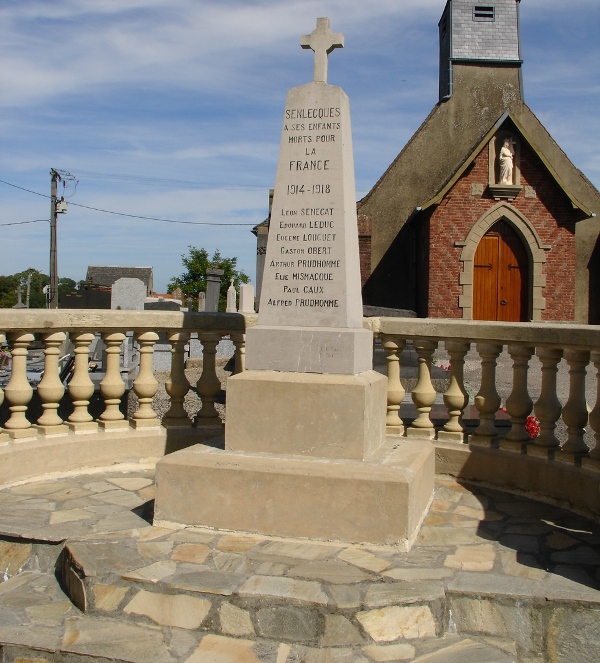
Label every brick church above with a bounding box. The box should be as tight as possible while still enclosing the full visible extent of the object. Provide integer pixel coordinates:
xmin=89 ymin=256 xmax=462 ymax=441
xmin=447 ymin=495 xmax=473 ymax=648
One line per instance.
xmin=358 ymin=0 xmax=600 ymax=323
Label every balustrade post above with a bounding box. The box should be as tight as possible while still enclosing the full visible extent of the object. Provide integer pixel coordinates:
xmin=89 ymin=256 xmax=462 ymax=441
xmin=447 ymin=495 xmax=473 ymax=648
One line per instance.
xmin=131 ymin=331 xmax=160 ymax=428
xmin=531 ymin=347 xmax=563 ymax=456
xmin=439 ymin=341 xmax=470 ymax=443
xmin=381 ymin=335 xmax=406 ymax=436
xmin=559 ymin=348 xmax=590 ymax=460
xmin=231 ymin=332 xmax=246 ymax=375
xmin=163 ymin=331 xmax=192 ymax=428
xmin=98 ymin=332 xmax=128 ymax=430
xmin=0 ymin=332 xmax=7 ymax=442
xmin=67 ymin=332 xmax=98 ymax=433
xmin=469 ymin=343 xmax=502 ymax=447
xmin=586 ymin=351 xmax=600 ymax=464
xmin=407 ymin=339 xmax=437 ymax=439
xmin=501 ymin=344 xmax=534 ymax=452
xmin=3 ymin=333 xmax=35 ymax=438
xmin=196 ymin=332 xmax=223 ymax=427
xmin=36 ymin=331 xmax=68 ymax=435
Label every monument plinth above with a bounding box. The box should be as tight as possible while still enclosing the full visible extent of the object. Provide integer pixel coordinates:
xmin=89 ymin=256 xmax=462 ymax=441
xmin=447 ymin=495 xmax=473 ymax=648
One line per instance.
xmin=155 ymin=19 xmax=433 ymax=548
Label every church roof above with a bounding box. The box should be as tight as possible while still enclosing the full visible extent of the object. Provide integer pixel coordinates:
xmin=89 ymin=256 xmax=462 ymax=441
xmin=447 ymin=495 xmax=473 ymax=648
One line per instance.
xmin=420 ymin=109 xmax=595 ymax=218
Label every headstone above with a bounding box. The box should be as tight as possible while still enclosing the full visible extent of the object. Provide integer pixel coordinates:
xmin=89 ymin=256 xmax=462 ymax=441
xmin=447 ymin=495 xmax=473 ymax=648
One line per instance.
xmin=111 ymin=278 xmax=146 ymax=310
xmin=198 ymin=292 xmax=206 ymax=312
xmin=205 ymin=268 xmax=224 ymax=312
xmin=155 ymin=18 xmax=433 ymax=549
xmin=239 ymin=284 xmax=255 ymax=313
xmin=226 ymin=279 xmax=237 ymax=313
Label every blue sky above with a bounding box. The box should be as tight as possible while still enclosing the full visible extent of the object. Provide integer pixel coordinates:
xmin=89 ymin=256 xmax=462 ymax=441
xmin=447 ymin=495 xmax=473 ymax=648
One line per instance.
xmin=1 ymin=0 xmax=598 ymax=293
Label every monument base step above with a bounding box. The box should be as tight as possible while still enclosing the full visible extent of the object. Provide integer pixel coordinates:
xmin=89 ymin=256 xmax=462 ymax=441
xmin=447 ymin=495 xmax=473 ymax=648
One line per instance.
xmin=154 ymin=437 xmax=434 ymax=549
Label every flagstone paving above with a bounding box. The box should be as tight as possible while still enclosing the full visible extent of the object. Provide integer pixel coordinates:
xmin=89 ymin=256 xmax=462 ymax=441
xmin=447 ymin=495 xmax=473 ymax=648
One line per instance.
xmin=1 ymin=466 xmax=600 ymax=662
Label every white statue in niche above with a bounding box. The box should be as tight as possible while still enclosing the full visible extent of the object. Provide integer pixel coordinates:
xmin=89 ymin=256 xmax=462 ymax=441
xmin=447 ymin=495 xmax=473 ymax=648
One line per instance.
xmin=499 ymin=137 xmax=515 ymax=184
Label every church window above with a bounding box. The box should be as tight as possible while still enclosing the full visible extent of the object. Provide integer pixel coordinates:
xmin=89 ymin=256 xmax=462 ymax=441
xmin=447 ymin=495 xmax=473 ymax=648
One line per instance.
xmin=473 ymin=6 xmax=495 ymax=21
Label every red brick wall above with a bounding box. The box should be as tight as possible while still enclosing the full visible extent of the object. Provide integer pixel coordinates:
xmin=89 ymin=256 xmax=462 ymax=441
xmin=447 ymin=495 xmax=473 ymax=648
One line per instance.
xmin=357 ymin=214 xmax=372 ymax=288
xmin=427 ymin=141 xmax=577 ymax=321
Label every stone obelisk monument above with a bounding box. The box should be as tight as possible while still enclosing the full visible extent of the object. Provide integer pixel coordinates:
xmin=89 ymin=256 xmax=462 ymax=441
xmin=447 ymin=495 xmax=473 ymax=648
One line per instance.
xmin=155 ymin=19 xmax=433 ymax=548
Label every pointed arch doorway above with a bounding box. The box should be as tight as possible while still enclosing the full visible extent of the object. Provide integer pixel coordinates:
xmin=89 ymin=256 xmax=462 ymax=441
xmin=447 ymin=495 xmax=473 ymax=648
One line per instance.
xmin=473 ymin=220 xmax=529 ymax=321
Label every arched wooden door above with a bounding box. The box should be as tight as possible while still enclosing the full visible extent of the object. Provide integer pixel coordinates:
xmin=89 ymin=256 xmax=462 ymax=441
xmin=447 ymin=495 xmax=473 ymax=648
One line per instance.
xmin=473 ymin=221 xmax=529 ymax=321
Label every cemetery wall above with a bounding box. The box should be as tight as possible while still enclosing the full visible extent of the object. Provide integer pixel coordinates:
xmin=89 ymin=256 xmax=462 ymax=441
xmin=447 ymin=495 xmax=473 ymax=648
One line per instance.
xmin=426 ymin=141 xmax=577 ymax=320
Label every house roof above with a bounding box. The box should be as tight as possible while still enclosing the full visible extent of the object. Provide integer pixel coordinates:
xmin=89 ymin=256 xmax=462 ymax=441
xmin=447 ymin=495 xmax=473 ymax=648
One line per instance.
xmin=86 ymin=266 xmax=153 ymax=291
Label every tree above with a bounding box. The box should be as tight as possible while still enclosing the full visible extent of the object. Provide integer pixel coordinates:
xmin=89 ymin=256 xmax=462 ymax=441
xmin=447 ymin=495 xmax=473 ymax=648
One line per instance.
xmin=58 ymin=277 xmax=77 ymax=294
xmin=168 ymin=246 xmax=250 ymax=312
xmin=0 ymin=269 xmax=50 ymax=308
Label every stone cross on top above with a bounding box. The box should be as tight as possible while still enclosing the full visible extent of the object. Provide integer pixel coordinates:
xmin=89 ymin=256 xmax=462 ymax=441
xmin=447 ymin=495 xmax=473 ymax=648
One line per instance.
xmin=301 ymin=18 xmax=344 ymax=84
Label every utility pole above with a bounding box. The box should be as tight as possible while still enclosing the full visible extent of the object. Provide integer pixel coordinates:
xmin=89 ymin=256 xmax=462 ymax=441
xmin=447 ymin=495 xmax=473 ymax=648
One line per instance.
xmin=26 ymin=269 xmax=31 ymax=308
xmin=49 ymin=169 xmax=59 ymax=309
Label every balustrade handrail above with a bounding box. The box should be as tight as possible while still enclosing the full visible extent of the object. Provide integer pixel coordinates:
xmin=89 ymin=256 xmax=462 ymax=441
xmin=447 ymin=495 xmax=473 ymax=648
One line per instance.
xmin=0 ymin=309 xmax=258 ymax=334
xmin=369 ymin=316 xmax=600 ymax=350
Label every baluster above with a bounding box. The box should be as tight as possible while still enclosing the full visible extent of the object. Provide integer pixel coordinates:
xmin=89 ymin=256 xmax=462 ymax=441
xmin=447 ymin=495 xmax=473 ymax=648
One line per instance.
xmin=469 ymin=343 xmax=502 ymax=447
xmin=163 ymin=331 xmax=191 ymax=428
xmin=67 ymin=332 xmax=98 ymax=433
xmin=439 ymin=341 xmax=470 ymax=443
xmin=407 ymin=339 xmax=437 ymax=439
xmin=36 ymin=332 xmax=68 ymax=435
xmin=381 ymin=335 xmax=406 ymax=435
xmin=559 ymin=349 xmax=590 ymax=459
xmin=586 ymin=351 xmax=600 ymax=463
xmin=531 ymin=348 xmax=563 ymax=456
xmin=98 ymin=332 xmax=128 ymax=430
xmin=3 ymin=333 xmax=35 ymax=437
xmin=131 ymin=331 xmax=160 ymax=428
xmin=501 ymin=344 xmax=534 ymax=452
xmin=196 ymin=332 xmax=223 ymax=427
xmin=0 ymin=333 xmax=7 ymax=442
xmin=231 ymin=332 xmax=246 ymax=375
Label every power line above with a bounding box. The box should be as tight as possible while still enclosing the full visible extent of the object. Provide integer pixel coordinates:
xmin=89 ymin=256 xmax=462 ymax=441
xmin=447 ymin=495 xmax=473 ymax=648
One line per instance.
xmin=0 ymin=219 xmax=49 ymax=227
xmin=0 ymin=177 xmax=258 ymax=226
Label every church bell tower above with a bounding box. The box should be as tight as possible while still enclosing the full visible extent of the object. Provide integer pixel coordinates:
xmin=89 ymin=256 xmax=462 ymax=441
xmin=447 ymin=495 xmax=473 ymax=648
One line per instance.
xmin=439 ymin=0 xmax=523 ymax=101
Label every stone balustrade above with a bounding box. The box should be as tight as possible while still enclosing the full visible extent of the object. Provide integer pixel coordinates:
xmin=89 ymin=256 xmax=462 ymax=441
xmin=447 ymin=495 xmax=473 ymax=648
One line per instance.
xmin=0 ymin=310 xmax=256 ymax=485
xmin=1 ymin=311 xmax=599 ymax=515
xmin=371 ymin=316 xmax=600 ymax=515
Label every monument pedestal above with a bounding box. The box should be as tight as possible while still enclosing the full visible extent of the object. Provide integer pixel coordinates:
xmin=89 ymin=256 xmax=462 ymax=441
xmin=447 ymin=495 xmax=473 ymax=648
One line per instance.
xmin=156 ymin=368 xmax=433 ymax=548
xmin=225 ymin=369 xmax=386 ymax=459
xmin=155 ymin=437 xmax=433 ymax=549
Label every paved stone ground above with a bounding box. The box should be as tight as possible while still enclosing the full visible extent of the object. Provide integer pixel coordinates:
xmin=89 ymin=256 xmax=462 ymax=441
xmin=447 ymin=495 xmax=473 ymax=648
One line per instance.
xmin=1 ymin=466 xmax=600 ymax=662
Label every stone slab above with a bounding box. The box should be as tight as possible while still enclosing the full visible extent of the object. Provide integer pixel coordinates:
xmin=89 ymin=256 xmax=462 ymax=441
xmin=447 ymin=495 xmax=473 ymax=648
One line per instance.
xmin=245 ymin=326 xmax=373 ymax=374
xmin=225 ymin=369 xmax=386 ymax=460
xmin=155 ymin=438 xmax=434 ymax=548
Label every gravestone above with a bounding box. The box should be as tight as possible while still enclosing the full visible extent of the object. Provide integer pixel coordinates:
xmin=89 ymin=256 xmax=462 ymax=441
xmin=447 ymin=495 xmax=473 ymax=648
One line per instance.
xmin=111 ymin=278 xmax=146 ymax=310
xmin=205 ymin=268 xmax=223 ymax=312
xmin=226 ymin=279 xmax=237 ymax=313
xmin=239 ymin=284 xmax=255 ymax=313
xmin=197 ymin=292 xmax=206 ymax=312
xmin=155 ymin=19 xmax=433 ymax=548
